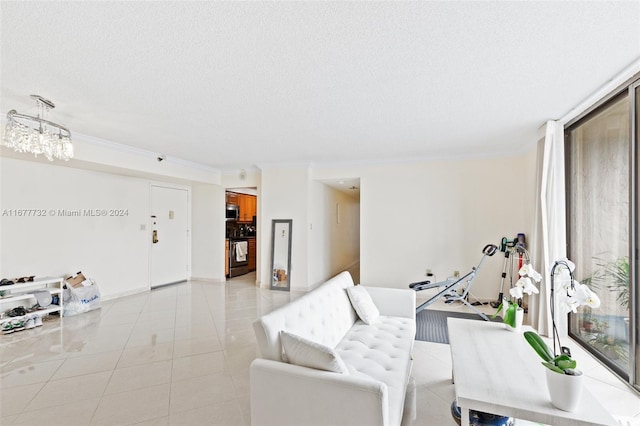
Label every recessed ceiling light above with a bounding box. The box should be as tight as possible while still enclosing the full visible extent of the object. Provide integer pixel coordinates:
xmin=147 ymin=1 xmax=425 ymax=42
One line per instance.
xmin=338 ymin=181 xmax=345 ymax=185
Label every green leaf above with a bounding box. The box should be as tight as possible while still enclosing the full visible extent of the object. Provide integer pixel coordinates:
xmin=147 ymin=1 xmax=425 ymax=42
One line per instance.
xmin=556 ymin=359 xmax=577 ymax=370
xmin=552 ymin=353 xmax=577 ymax=371
xmin=490 ymin=302 xmax=503 ymax=320
xmin=503 ymin=303 xmax=517 ymax=327
xmin=524 ymin=331 xmax=554 ymax=362
xmin=542 ymin=361 xmax=565 ymax=374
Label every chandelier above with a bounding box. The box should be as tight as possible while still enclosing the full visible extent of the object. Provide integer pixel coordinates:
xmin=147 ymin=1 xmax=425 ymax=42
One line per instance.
xmin=4 ymin=95 xmax=73 ymax=161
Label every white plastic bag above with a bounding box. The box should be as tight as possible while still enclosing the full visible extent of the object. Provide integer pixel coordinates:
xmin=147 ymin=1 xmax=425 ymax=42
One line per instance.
xmin=63 ymin=279 xmax=101 ymax=316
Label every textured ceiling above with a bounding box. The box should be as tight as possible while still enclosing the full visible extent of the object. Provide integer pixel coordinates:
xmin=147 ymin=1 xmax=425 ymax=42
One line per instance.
xmin=1 ymin=1 xmax=639 ymax=171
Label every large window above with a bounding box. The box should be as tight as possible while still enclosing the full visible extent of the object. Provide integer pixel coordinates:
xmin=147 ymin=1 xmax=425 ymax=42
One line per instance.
xmin=566 ymin=78 xmax=638 ymax=389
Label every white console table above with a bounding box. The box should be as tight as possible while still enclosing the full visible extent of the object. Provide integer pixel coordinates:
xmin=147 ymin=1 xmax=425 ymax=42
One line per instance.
xmin=447 ymin=317 xmax=617 ymax=426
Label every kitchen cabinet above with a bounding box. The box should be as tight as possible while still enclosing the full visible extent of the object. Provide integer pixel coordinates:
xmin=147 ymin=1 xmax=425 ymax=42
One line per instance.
xmin=226 ymin=192 xmax=239 ymax=206
xmin=247 ymin=195 xmax=257 ymax=220
xmin=226 ymin=191 xmax=256 ymax=222
xmin=225 ymin=240 xmax=229 ymax=277
xmin=248 ymin=238 xmax=256 ymax=271
xmin=238 ymin=195 xmax=248 ymax=221
xmin=239 ymin=194 xmax=257 ymax=222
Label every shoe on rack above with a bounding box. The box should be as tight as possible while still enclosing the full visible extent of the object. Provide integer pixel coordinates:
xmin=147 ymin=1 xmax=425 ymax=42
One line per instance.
xmin=8 ymin=306 xmax=27 ymax=317
xmin=1 ymin=320 xmax=13 ymax=334
xmin=33 ymin=315 xmax=43 ymax=327
xmin=9 ymin=318 xmax=24 ymax=332
xmin=24 ymin=316 xmax=35 ymax=330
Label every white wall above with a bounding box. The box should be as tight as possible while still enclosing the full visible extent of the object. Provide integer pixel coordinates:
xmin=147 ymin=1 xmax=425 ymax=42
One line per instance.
xmin=1 ymin=147 xmax=537 ymax=301
xmin=259 ymin=166 xmax=309 ymax=290
xmin=191 ymin=183 xmax=226 ymax=281
xmin=308 ymin=181 xmax=360 ymax=287
xmin=314 ymin=152 xmax=537 ymax=299
xmin=0 ymin=157 xmax=151 ymax=299
xmin=0 ymin=155 xmax=227 ymax=299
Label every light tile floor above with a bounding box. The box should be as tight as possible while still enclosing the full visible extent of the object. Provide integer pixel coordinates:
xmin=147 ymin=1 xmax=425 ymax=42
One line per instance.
xmin=1 ymin=274 xmax=638 ymax=425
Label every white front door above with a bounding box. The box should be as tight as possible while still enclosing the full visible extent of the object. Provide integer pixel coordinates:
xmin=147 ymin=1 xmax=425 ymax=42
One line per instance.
xmin=150 ymin=185 xmax=189 ymax=288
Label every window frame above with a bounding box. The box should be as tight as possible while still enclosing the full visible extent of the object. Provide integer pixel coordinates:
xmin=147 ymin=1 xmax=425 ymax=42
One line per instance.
xmin=564 ymin=76 xmax=639 ymax=390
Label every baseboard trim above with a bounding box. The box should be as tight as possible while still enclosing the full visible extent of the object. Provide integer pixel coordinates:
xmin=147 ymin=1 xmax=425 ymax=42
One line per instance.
xmin=151 ymin=279 xmax=187 ymax=290
xmin=101 ymin=287 xmax=149 ymax=301
xmin=190 ymin=276 xmax=226 ymax=283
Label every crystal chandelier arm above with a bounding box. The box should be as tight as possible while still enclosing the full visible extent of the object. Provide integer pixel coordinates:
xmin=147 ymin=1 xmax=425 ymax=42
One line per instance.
xmin=6 ymin=109 xmax=72 ymax=137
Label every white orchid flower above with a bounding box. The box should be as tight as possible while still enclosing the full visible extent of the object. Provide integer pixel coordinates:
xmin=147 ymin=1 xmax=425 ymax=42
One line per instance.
xmin=523 ymin=277 xmax=539 ymax=295
xmin=509 ymin=286 xmax=524 ymax=299
xmin=583 ymin=291 xmax=601 ymax=308
xmin=559 ymin=296 xmax=580 ymax=314
xmin=558 ymin=278 xmax=575 ymax=296
xmin=555 ymin=258 xmax=576 ymax=273
xmin=573 ymin=283 xmax=601 ymax=308
xmin=516 ymin=277 xmax=539 ymax=295
xmin=519 ymin=263 xmax=542 ymax=282
xmin=518 ymin=263 xmax=532 ymax=276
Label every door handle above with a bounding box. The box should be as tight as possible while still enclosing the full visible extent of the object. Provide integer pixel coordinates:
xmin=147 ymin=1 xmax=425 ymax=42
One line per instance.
xmin=152 ymin=229 xmax=159 ymax=244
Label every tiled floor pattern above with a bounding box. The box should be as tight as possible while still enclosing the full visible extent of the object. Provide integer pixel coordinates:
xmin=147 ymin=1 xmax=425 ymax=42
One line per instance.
xmin=1 ymin=274 xmax=638 ymax=425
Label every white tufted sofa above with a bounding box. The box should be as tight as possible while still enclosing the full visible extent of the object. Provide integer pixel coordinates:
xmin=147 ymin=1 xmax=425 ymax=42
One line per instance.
xmin=250 ymin=271 xmax=416 ymax=426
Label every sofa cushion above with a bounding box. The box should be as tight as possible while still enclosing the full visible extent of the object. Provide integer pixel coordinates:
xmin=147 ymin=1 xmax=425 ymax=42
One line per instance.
xmin=280 ymin=331 xmax=349 ymax=374
xmin=253 ymin=271 xmax=358 ymax=361
xmin=335 ymin=315 xmax=416 ymax=426
xmin=347 ymin=285 xmax=380 ymax=324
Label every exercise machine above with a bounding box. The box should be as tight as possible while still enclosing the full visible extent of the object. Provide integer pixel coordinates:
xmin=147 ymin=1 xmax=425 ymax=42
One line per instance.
xmin=490 ymin=234 xmax=526 ymax=309
xmin=409 ymin=244 xmax=498 ymax=320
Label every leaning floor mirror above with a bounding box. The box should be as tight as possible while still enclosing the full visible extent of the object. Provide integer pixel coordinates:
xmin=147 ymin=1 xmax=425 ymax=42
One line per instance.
xmin=270 ymin=219 xmax=292 ymax=291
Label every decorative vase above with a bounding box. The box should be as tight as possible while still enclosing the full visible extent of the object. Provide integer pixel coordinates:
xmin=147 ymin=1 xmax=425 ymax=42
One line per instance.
xmin=545 ymin=368 xmax=583 ymax=412
xmin=505 ymin=308 xmax=524 ymax=332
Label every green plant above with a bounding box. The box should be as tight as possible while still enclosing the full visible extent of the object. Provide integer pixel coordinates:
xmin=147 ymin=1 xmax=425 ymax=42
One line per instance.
xmin=524 ymin=331 xmax=579 ymax=375
xmin=589 ymin=333 xmax=628 ymax=361
xmin=589 ymin=318 xmax=609 ymax=333
xmin=583 ymin=256 xmax=629 ymax=309
xmin=585 ymin=320 xmax=628 ymax=362
xmin=491 ymin=299 xmax=520 ymax=328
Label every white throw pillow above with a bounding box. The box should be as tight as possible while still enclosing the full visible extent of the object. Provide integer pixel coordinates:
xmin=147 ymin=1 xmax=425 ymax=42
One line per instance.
xmin=280 ymin=331 xmax=348 ymax=374
xmin=346 ymin=285 xmax=380 ymax=324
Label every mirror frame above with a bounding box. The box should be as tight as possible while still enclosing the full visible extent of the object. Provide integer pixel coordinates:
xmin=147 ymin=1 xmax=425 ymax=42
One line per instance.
xmin=270 ymin=219 xmax=292 ymax=291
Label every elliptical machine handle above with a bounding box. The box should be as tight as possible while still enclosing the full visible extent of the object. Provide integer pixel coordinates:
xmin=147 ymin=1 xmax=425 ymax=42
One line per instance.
xmin=483 ymin=244 xmax=498 ymax=256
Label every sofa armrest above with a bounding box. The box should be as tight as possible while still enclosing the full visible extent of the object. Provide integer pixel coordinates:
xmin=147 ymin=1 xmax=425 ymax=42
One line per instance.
xmin=251 ymin=358 xmax=389 ymax=426
xmin=364 ymin=286 xmax=416 ymax=320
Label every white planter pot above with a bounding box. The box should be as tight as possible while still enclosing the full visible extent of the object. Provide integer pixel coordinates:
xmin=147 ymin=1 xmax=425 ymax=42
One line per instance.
xmin=545 ymin=368 xmax=583 ymax=412
xmin=505 ymin=308 xmax=524 ymax=332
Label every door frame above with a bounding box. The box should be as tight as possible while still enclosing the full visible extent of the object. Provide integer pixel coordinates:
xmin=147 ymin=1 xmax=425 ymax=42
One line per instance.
xmin=149 ymin=182 xmax=192 ymax=289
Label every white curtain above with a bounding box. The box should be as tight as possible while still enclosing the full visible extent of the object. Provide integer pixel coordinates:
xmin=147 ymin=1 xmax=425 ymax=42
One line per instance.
xmin=530 ymin=120 xmax=568 ymax=337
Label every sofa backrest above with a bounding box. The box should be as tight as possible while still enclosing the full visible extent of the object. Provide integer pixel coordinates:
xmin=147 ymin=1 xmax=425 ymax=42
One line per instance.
xmin=252 ymin=271 xmax=358 ymax=361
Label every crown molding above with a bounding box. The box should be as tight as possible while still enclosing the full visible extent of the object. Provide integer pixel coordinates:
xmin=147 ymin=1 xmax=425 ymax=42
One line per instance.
xmin=73 ymin=132 xmax=221 ymax=173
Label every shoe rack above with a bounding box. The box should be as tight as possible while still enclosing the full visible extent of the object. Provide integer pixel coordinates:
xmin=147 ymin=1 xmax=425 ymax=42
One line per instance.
xmin=0 ymin=276 xmax=64 ymax=334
